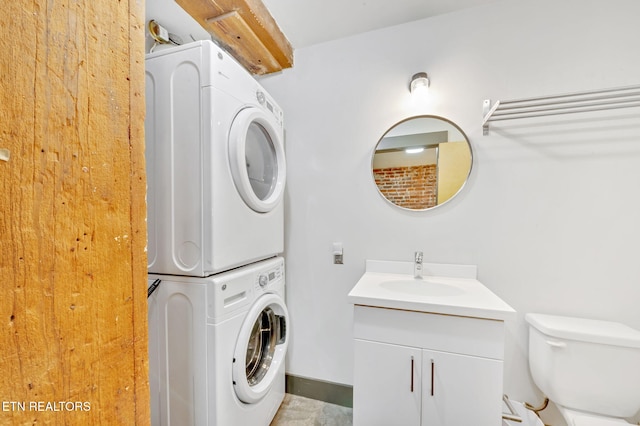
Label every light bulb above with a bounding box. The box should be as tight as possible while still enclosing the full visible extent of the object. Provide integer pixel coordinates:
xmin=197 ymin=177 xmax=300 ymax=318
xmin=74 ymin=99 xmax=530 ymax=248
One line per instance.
xmin=410 ymin=72 xmax=430 ymax=96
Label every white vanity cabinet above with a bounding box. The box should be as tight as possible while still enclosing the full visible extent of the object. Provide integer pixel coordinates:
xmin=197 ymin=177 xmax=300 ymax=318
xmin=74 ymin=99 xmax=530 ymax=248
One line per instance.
xmin=421 ymin=348 xmax=502 ymax=425
xmin=354 ymin=339 xmax=422 ymax=426
xmin=352 ymin=305 xmax=506 ymax=426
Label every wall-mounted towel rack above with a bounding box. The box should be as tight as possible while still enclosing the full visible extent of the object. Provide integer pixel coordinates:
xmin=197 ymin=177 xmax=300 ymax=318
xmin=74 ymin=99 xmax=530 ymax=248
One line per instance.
xmin=482 ymin=84 xmax=640 ymax=135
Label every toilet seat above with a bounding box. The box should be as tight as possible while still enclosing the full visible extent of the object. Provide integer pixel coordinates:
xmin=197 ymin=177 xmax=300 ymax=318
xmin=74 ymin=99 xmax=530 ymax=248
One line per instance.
xmin=565 ymin=411 xmax=629 ymax=426
xmin=572 ymin=417 xmax=628 ymax=426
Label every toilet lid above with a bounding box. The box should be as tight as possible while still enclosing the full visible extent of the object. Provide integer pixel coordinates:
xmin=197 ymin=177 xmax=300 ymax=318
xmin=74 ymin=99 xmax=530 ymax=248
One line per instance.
xmin=526 ymin=313 xmax=640 ymax=348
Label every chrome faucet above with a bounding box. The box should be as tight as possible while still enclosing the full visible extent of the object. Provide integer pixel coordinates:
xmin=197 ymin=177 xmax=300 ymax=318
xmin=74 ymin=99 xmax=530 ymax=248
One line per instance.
xmin=414 ymin=251 xmax=423 ymax=279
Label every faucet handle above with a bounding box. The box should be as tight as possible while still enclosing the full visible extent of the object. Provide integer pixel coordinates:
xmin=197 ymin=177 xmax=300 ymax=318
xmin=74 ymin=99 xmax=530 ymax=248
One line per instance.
xmin=414 ymin=251 xmax=424 ymax=279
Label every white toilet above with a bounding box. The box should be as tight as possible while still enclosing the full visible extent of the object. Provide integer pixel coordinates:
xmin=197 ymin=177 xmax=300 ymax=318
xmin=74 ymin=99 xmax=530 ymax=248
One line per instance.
xmin=526 ymin=313 xmax=640 ymax=426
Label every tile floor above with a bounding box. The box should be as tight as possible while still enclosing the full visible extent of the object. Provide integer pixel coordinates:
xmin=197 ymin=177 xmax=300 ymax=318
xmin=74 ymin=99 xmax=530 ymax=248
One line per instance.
xmin=270 ymin=394 xmax=353 ymax=426
xmin=270 ymin=394 xmax=550 ymax=426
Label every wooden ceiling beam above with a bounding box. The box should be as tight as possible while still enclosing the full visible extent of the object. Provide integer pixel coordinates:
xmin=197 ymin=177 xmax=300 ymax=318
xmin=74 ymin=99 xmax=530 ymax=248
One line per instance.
xmin=176 ymin=0 xmax=293 ymax=75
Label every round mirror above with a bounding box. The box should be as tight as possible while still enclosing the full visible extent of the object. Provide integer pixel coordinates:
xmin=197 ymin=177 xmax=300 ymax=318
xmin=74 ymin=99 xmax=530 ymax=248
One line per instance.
xmin=372 ymin=115 xmax=472 ymax=210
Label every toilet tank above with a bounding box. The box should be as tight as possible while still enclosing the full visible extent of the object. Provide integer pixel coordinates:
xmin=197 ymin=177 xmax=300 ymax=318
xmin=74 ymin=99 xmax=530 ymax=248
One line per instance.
xmin=526 ymin=313 xmax=640 ymax=418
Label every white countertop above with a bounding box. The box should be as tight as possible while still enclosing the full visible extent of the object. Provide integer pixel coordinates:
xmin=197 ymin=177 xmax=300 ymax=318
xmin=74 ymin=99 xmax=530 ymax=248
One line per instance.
xmin=347 ymin=260 xmax=516 ymax=321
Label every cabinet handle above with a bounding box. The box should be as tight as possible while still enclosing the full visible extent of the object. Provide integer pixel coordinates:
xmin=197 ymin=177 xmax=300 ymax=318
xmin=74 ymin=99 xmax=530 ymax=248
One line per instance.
xmin=430 ymin=359 xmax=435 ymax=396
xmin=410 ymin=356 xmax=414 ymax=392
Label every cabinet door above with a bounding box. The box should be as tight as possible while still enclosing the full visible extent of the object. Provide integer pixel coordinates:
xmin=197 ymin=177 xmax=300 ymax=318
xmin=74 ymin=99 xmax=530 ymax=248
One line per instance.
xmin=421 ymin=349 xmax=503 ymax=426
xmin=353 ymin=339 xmax=422 ymax=426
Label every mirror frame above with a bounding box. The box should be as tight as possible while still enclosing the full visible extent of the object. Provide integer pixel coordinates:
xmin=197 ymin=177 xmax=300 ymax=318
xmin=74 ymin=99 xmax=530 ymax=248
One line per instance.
xmin=371 ymin=115 xmax=473 ymax=211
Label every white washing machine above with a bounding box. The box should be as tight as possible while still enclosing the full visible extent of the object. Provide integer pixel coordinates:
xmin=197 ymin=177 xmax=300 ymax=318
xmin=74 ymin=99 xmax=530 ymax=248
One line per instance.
xmin=145 ymin=41 xmax=286 ymax=277
xmin=148 ymin=256 xmax=289 ymax=426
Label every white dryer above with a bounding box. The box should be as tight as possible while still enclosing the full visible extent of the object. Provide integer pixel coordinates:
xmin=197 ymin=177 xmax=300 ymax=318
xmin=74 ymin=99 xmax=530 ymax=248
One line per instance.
xmin=145 ymin=41 xmax=286 ymax=276
xmin=148 ymin=257 xmax=289 ymax=425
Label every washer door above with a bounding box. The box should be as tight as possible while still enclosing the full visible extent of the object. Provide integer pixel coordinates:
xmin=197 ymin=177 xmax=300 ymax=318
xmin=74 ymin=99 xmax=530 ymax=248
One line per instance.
xmin=228 ymin=108 xmax=286 ymax=213
xmin=233 ymin=293 xmax=289 ymax=404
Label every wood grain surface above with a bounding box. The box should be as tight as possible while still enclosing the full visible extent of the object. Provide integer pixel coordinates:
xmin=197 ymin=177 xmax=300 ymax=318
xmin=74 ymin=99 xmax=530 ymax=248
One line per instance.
xmin=176 ymin=0 xmax=294 ymax=74
xmin=0 ymin=0 xmax=149 ymax=424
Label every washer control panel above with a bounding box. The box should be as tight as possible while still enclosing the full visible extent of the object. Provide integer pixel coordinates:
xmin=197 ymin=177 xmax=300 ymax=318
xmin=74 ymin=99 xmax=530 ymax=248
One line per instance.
xmin=255 ymin=264 xmax=284 ymax=289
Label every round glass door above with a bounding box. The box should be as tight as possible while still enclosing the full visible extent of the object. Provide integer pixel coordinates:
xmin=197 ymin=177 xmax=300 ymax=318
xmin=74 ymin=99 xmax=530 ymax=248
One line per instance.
xmin=233 ymin=294 xmax=289 ymax=403
xmin=229 ymin=108 xmax=286 ymax=213
xmin=245 ymin=307 xmax=279 ymax=386
xmin=245 ymin=123 xmax=277 ymax=201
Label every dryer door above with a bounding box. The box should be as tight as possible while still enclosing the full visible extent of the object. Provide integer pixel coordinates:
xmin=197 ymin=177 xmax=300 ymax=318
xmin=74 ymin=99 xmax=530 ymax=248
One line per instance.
xmin=233 ymin=293 xmax=289 ymax=404
xmin=228 ymin=108 xmax=286 ymax=213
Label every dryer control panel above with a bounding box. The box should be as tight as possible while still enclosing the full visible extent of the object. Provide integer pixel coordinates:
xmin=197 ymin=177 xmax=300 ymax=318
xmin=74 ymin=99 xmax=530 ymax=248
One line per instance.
xmin=256 ymin=89 xmax=283 ymax=127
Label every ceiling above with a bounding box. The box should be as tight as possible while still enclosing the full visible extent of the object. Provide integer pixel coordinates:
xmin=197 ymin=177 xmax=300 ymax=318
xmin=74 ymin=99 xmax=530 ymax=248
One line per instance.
xmin=261 ymin=0 xmax=500 ymax=48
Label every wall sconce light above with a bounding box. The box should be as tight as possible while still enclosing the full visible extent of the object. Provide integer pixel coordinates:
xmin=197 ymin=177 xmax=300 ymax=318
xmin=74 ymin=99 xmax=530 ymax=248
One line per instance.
xmin=410 ymin=72 xmax=430 ymax=95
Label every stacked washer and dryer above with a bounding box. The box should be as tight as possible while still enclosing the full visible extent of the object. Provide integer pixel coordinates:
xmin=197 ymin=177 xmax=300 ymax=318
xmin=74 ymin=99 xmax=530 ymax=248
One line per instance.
xmin=145 ymin=40 xmax=289 ymax=426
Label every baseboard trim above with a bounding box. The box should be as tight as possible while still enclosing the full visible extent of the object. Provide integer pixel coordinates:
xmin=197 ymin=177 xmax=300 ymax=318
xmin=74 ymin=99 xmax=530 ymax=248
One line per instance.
xmin=285 ymin=374 xmax=353 ymax=408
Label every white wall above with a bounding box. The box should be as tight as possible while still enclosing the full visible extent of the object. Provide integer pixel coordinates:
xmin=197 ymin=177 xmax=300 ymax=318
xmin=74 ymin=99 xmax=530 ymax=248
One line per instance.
xmin=260 ymin=0 xmax=640 ymax=423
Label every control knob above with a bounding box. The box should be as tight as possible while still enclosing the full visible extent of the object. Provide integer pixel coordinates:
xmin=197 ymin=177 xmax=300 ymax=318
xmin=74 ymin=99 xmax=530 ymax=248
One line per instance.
xmin=258 ymin=274 xmax=269 ymax=287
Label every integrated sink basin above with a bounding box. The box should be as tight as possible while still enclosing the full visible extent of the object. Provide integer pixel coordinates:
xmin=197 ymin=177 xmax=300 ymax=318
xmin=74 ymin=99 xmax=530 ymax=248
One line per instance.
xmin=347 ymin=260 xmax=516 ymax=320
xmin=379 ymin=278 xmax=465 ymax=297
